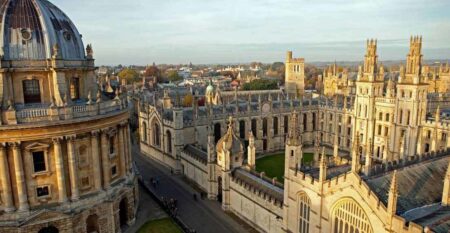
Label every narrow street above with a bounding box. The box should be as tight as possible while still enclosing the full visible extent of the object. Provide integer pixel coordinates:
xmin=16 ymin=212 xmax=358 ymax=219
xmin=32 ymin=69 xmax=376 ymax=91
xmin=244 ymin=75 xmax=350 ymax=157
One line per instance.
xmin=133 ymin=147 xmax=255 ymax=233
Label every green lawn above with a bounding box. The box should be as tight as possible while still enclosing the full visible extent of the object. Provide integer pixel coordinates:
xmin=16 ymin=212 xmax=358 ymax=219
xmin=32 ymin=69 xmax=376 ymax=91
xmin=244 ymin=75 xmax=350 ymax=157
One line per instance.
xmin=138 ymin=218 xmax=182 ymax=233
xmin=255 ymin=153 xmax=315 ymax=183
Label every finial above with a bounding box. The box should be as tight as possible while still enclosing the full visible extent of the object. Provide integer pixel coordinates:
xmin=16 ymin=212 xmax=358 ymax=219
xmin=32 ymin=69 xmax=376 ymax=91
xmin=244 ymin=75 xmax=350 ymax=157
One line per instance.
xmin=390 ymin=170 xmax=398 ymax=193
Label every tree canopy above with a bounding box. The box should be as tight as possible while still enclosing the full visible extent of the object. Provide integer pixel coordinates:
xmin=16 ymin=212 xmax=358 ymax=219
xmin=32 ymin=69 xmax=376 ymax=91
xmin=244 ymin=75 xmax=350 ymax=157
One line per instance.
xmin=167 ymin=70 xmax=182 ymax=82
xmin=118 ymin=68 xmax=140 ymax=83
xmin=242 ymin=79 xmax=278 ymax=91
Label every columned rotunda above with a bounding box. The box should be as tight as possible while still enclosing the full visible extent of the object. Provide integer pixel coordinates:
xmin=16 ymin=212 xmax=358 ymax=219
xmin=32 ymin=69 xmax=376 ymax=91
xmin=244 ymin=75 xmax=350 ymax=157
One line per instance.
xmin=0 ymin=0 xmax=137 ymax=232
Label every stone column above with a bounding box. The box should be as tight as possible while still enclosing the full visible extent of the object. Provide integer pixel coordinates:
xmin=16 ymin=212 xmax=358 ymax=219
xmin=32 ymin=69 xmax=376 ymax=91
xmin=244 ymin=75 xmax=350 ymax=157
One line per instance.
xmin=91 ymin=130 xmax=103 ymax=191
xmin=66 ymin=135 xmax=79 ymax=201
xmin=0 ymin=143 xmax=15 ymax=212
xmin=11 ymin=142 xmax=29 ymax=211
xmin=118 ymin=125 xmax=127 ymax=176
xmin=125 ymin=124 xmax=133 ymax=174
xmin=53 ymin=138 xmax=68 ymax=203
xmin=101 ymin=130 xmax=111 ymax=189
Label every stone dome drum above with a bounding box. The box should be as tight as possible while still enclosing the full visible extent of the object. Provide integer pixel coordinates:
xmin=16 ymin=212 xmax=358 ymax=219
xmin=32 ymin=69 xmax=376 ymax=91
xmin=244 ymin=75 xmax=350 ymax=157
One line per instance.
xmin=0 ymin=0 xmax=85 ymax=61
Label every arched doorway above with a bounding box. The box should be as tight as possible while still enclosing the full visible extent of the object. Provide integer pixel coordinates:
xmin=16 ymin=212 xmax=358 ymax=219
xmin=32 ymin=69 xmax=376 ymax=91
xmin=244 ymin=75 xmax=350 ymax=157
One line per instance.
xmin=217 ymin=176 xmax=222 ymax=202
xmin=119 ymin=198 xmax=129 ymax=228
xmin=86 ymin=214 xmax=99 ymax=233
xmin=38 ymin=226 xmax=59 ymax=233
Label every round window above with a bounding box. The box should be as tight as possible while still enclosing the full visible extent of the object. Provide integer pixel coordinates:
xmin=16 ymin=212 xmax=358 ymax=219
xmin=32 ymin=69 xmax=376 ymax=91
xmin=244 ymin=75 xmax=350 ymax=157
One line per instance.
xmin=63 ymin=31 xmax=72 ymax=41
xmin=21 ymin=29 xmax=32 ymax=41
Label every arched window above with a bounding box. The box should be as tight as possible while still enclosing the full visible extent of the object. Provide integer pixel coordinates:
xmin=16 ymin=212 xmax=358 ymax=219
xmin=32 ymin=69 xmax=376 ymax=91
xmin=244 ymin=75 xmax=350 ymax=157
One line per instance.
xmin=251 ymin=119 xmax=257 ymax=138
xmin=166 ymin=130 xmax=172 ymax=153
xmin=70 ymin=77 xmax=80 ymax=100
xmin=263 ymin=118 xmax=268 ymax=137
xmin=153 ymin=123 xmax=161 ymax=147
xmin=239 ymin=120 xmax=246 ymax=138
xmin=303 ymin=114 xmax=307 ymax=131
xmin=142 ymin=122 xmax=148 ymax=142
xmin=273 ymin=117 xmax=279 ymax=136
xmin=284 ymin=115 xmax=289 ymax=134
xmin=214 ymin=123 xmax=221 ymax=143
xmin=23 ymin=79 xmax=41 ymax=104
xmin=298 ymin=193 xmax=311 ymax=233
xmin=332 ymin=198 xmax=373 ymax=233
xmin=312 ymin=113 xmax=316 ymax=131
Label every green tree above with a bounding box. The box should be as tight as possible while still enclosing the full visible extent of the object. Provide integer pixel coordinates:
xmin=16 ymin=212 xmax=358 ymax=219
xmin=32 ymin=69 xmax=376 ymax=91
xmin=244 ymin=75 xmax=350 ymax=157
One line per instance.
xmin=167 ymin=70 xmax=182 ymax=82
xmin=242 ymin=79 xmax=278 ymax=91
xmin=118 ymin=68 xmax=140 ymax=84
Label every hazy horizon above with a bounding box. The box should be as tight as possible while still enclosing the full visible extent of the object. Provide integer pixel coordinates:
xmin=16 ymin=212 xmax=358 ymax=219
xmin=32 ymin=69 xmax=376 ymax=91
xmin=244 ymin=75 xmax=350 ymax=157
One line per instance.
xmin=54 ymin=0 xmax=450 ymax=66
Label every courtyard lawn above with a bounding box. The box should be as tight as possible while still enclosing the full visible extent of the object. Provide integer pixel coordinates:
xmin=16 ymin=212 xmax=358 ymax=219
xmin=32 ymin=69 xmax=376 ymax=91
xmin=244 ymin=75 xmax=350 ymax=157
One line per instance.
xmin=137 ymin=218 xmax=182 ymax=233
xmin=255 ymin=153 xmax=315 ymax=183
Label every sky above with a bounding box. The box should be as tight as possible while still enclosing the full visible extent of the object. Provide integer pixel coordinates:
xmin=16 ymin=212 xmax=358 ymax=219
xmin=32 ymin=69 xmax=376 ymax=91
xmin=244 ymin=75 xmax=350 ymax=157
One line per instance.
xmin=53 ymin=0 xmax=450 ymax=65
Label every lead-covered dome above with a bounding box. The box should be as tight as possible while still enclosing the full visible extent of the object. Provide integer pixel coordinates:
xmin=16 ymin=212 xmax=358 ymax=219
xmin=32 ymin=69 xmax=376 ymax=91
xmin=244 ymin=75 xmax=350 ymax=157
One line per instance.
xmin=0 ymin=0 xmax=85 ymax=60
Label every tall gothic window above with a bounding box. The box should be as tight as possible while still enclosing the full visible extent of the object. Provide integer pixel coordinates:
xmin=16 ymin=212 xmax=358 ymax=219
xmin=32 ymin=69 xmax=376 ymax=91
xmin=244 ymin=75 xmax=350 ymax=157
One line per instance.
xmin=142 ymin=122 xmax=148 ymax=142
xmin=214 ymin=123 xmax=221 ymax=143
xmin=154 ymin=123 xmax=161 ymax=147
xmin=273 ymin=117 xmax=278 ymax=135
xmin=70 ymin=77 xmax=80 ymax=100
xmin=166 ymin=130 xmax=172 ymax=153
xmin=303 ymin=114 xmax=307 ymax=131
xmin=298 ymin=193 xmax=311 ymax=233
xmin=239 ymin=120 xmax=246 ymax=138
xmin=109 ymin=136 xmax=115 ymax=154
xmin=251 ymin=119 xmax=257 ymax=137
xmin=284 ymin=116 xmax=289 ymax=134
xmin=263 ymin=118 xmax=268 ymax=137
xmin=23 ymin=79 xmax=41 ymax=104
xmin=332 ymin=199 xmax=373 ymax=233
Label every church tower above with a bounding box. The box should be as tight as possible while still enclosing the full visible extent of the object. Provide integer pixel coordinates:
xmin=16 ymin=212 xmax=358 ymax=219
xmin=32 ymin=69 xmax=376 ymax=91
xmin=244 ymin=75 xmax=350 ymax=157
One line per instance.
xmin=393 ymin=36 xmax=428 ymax=158
xmin=285 ymin=51 xmax=305 ymax=97
xmin=353 ymin=39 xmax=384 ymax=165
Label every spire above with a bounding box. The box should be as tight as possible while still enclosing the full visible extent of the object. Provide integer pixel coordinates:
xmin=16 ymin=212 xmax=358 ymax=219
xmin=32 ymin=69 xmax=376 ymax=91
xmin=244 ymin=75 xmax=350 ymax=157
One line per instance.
xmin=436 ymin=105 xmax=441 ymax=122
xmin=286 ymin=111 xmax=301 ymax=146
xmin=247 ymin=131 xmax=256 ymax=169
xmin=387 ymin=170 xmax=398 ymax=216
xmin=319 ymin=147 xmax=327 ymax=182
xmin=442 ymin=160 xmax=450 ymax=206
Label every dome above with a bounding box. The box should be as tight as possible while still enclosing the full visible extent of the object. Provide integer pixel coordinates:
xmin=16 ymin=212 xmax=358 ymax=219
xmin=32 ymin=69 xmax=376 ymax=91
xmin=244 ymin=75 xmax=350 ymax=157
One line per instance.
xmin=206 ymin=79 xmax=214 ymax=95
xmin=216 ymin=117 xmax=243 ymax=154
xmin=0 ymin=0 xmax=85 ymax=61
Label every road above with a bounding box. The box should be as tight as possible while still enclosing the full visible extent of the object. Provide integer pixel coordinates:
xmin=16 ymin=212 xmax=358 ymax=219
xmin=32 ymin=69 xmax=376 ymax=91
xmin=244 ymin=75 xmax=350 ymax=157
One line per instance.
xmin=133 ymin=147 xmax=255 ymax=233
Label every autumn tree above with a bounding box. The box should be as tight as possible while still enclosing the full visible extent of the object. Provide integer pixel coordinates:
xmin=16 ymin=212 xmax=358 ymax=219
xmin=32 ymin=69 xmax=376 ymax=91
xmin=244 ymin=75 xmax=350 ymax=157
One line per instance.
xmin=118 ymin=68 xmax=140 ymax=84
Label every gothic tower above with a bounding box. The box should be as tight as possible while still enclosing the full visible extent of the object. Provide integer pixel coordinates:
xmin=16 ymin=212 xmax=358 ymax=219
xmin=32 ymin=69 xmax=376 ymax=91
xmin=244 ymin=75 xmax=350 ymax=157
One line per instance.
xmin=353 ymin=39 xmax=384 ymax=165
xmin=285 ymin=51 xmax=305 ymax=97
xmin=393 ymin=36 xmax=428 ymax=158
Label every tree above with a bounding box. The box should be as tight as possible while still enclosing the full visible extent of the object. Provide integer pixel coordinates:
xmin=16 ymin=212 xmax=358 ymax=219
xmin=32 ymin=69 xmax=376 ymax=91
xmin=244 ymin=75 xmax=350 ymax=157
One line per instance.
xmin=167 ymin=70 xmax=182 ymax=82
xmin=118 ymin=68 xmax=140 ymax=84
xmin=144 ymin=65 xmax=163 ymax=83
xmin=242 ymin=79 xmax=278 ymax=91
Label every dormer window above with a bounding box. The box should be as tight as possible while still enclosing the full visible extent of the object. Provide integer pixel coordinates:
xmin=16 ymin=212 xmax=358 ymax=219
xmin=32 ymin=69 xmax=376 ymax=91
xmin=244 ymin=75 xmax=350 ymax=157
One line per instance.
xmin=23 ymin=79 xmax=41 ymax=104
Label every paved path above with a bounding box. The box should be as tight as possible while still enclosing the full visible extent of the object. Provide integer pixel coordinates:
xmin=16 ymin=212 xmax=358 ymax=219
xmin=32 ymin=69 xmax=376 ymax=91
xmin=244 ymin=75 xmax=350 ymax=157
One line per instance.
xmin=133 ymin=147 xmax=255 ymax=233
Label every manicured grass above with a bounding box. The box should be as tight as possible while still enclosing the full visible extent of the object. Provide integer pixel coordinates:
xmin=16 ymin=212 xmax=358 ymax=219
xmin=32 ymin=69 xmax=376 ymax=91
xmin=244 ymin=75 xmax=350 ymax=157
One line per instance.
xmin=255 ymin=153 xmax=315 ymax=182
xmin=137 ymin=218 xmax=182 ymax=233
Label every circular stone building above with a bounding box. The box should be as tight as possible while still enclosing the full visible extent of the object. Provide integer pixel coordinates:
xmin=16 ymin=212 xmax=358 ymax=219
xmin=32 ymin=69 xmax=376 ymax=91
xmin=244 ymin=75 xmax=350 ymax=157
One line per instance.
xmin=0 ymin=0 xmax=138 ymax=232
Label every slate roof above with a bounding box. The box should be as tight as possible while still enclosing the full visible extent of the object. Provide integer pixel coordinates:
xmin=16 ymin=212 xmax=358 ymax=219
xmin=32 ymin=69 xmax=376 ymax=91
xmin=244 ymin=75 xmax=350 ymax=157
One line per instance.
xmin=366 ymin=156 xmax=450 ymax=214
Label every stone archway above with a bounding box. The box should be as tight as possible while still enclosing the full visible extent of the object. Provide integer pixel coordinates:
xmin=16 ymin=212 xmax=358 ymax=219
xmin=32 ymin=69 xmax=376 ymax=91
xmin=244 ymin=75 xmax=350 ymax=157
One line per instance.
xmin=119 ymin=198 xmax=129 ymax=228
xmin=86 ymin=214 xmax=99 ymax=233
xmin=38 ymin=226 xmax=59 ymax=233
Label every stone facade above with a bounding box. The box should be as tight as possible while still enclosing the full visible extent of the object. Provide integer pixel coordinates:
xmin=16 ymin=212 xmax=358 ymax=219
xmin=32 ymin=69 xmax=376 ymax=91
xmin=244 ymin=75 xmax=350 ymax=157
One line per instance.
xmin=0 ymin=1 xmax=138 ymax=232
xmin=138 ymin=36 xmax=450 ymax=233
